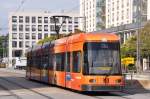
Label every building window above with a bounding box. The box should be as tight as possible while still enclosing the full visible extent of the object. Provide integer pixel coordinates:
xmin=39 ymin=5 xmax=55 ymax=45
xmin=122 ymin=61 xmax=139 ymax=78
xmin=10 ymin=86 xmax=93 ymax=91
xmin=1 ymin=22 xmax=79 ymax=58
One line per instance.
xmin=55 ymin=18 xmax=60 ymax=23
xmin=68 ymin=25 xmax=72 ymax=32
xmin=44 ymin=33 xmax=48 ymax=38
xmin=38 ymin=33 xmax=42 ymax=39
xmin=112 ymin=8 xmax=114 ymax=11
xmin=117 ymin=16 xmax=119 ymax=21
xmin=19 ymin=16 xmax=23 ymax=23
xmin=38 ymin=25 xmax=42 ymax=31
xmin=38 ymin=17 xmax=42 ymax=23
xmin=62 ymin=25 xmax=66 ymax=32
xmin=50 ymin=18 xmax=55 ymax=23
xmin=19 ymin=24 xmax=23 ymax=31
xmin=44 ymin=17 xmax=48 ymax=23
xmin=19 ymin=41 xmax=23 ymax=48
xmin=117 ymin=6 xmax=119 ymax=9
xmin=72 ymin=51 xmax=81 ymax=73
xmin=74 ymin=25 xmax=78 ymax=29
xmin=32 ymin=41 xmax=36 ymax=46
xmin=50 ymin=25 xmax=55 ymax=31
xmin=12 ymin=41 xmax=17 ymax=48
xmin=32 ymin=25 xmax=36 ymax=31
xmin=62 ymin=17 xmax=66 ymax=23
xmin=122 ymin=15 xmax=124 ymax=20
xmin=74 ymin=17 xmax=78 ymax=24
xmin=32 ymin=17 xmax=36 ymax=23
xmin=12 ymin=24 xmax=17 ymax=31
xmin=25 ymin=41 xmax=30 ymax=47
xmin=68 ymin=18 xmax=72 ymax=23
xmin=25 ymin=25 xmax=30 ymax=31
xmin=25 ymin=16 xmax=30 ymax=23
xmin=32 ymin=33 xmax=36 ymax=39
xmin=25 ymin=33 xmax=30 ymax=39
xmin=127 ymin=20 xmax=129 ymax=23
xmin=44 ymin=25 xmax=48 ymax=31
xmin=19 ymin=33 xmax=23 ymax=39
xmin=127 ymin=1 xmax=129 ymax=6
xmin=12 ymin=16 xmax=17 ymax=23
xmin=122 ymin=4 xmax=124 ymax=8
xmin=50 ymin=17 xmax=59 ymax=23
xmin=12 ymin=33 xmax=17 ymax=39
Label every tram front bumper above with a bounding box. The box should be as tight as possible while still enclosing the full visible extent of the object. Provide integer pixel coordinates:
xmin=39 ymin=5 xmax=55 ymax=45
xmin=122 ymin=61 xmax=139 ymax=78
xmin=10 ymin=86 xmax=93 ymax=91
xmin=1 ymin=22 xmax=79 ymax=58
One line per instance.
xmin=81 ymin=84 xmax=123 ymax=91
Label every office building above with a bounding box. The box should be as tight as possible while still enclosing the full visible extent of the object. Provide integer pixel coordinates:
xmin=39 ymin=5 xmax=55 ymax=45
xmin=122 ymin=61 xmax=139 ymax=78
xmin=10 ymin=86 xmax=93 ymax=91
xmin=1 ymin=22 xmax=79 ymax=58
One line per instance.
xmin=8 ymin=11 xmax=79 ymax=67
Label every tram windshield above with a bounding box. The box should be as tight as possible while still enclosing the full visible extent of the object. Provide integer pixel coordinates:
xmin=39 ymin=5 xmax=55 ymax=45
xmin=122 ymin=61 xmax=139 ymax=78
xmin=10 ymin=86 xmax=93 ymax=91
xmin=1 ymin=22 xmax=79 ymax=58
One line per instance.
xmin=83 ymin=42 xmax=121 ymax=75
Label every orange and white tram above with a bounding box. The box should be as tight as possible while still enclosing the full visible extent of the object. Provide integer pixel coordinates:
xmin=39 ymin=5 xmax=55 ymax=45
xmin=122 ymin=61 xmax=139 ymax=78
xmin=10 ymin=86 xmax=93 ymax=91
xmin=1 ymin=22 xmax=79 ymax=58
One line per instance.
xmin=26 ymin=33 xmax=124 ymax=91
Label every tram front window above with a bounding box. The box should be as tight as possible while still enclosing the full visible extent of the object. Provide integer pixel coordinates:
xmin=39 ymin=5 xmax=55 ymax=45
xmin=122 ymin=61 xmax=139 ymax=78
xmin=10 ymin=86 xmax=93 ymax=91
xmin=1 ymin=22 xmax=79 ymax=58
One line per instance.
xmin=83 ymin=42 xmax=121 ymax=75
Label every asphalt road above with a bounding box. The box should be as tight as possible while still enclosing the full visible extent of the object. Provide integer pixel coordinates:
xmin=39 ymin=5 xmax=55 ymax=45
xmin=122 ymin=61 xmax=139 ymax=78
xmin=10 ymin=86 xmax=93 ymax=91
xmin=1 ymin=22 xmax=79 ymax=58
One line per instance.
xmin=0 ymin=68 xmax=150 ymax=99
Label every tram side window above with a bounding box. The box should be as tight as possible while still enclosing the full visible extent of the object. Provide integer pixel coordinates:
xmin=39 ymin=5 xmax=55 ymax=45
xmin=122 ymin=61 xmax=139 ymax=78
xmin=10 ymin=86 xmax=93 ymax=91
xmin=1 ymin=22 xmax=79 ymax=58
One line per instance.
xmin=66 ymin=52 xmax=70 ymax=72
xmin=35 ymin=54 xmax=40 ymax=69
xmin=33 ymin=55 xmax=36 ymax=67
xmin=35 ymin=55 xmax=39 ymax=68
xmin=72 ymin=51 xmax=81 ymax=73
xmin=43 ymin=55 xmax=49 ymax=69
xmin=37 ymin=55 xmax=41 ymax=69
xmin=56 ymin=53 xmax=65 ymax=71
xmin=49 ymin=52 xmax=54 ymax=70
xmin=42 ymin=54 xmax=46 ymax=69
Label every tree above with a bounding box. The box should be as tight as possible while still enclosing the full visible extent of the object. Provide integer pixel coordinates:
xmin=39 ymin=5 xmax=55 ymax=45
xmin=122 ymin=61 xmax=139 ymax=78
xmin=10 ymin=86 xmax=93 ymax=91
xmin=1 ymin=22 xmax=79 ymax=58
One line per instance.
xmin=121 ymin=36 xmax=136 ymax=58
xmin=0 ymin=35 xmax=8 ymax=58
xmin=37 ymin=35 xmax=57 ymax=45
xmin=121 ymin=21 xmax=150 ymax=71
xmin=121 ymin=21 xmax=150 ymax=60
xmin=140 ymin=21 xmax=150 ymax=57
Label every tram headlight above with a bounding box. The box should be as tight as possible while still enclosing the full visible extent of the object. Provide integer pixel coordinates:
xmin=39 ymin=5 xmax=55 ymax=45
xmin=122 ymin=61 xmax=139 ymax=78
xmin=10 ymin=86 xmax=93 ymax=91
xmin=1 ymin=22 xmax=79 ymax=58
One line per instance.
xmin=89 ymin=79 xmax=96 ymax=83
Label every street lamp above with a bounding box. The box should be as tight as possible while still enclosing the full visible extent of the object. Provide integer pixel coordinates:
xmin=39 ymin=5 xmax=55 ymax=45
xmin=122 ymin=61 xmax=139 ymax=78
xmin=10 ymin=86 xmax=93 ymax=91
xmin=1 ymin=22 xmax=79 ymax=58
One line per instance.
xmin=136 ymin=0 xmax=142 ymax=72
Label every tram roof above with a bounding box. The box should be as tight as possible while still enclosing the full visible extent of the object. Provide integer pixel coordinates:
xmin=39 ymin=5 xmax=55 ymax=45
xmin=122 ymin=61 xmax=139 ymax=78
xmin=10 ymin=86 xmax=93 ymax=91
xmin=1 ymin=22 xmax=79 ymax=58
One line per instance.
xmin=30 ymin=32 xmax=119 ymax=51
xmin=54 ymin=32 xmax=119 ymax=45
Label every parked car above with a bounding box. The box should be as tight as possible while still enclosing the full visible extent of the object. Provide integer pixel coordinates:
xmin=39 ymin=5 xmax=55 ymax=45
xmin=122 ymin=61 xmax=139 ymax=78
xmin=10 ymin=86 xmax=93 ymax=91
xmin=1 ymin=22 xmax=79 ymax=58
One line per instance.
xmin=14 ymin=57 xmax=27 ymax=70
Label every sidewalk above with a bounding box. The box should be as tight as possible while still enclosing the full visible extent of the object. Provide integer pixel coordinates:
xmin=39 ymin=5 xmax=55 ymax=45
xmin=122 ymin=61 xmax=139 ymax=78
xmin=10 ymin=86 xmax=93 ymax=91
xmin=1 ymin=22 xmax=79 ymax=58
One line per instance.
xmin=125 ymin=72 xmax=150 ymax=90
xmin=0 ymin=67 xmax=26 ymax=75
xmin=125 ymin=73 xmax=150 ymax=80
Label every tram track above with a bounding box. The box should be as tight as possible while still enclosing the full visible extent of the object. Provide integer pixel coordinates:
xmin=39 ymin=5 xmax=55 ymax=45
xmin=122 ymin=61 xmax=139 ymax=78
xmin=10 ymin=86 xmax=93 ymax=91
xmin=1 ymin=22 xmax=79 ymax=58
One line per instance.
xmin=93 ymin=95 xmax=131 ymax=99
xmin=109 ymin=92 xmax=132 ymax=99
xmin=0 ymin=79 xmax=22 ymax=99
xmin=86 ymin=91 xmax=133 ymax=99
xmin=0 ymin=76 xmax=53 ymax=99
xmin=1 ymin=70 xmax=148 ymax=99
xmin=0 ymin=75 xmax=131 ymax=99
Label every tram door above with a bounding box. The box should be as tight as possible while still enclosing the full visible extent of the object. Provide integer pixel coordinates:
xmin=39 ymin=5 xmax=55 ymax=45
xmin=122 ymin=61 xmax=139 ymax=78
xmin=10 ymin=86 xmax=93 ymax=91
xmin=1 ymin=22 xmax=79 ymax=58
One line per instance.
xmin=65 ymin=52 xmax=72 ymax=88
xmin=41 ymin=54 xmax=49 ymax=83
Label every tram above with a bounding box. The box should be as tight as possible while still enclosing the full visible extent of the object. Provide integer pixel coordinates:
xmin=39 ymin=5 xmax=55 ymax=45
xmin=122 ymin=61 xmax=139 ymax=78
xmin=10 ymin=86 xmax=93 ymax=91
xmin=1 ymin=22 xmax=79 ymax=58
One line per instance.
xmin=26 ymin=33 xmax=124 ymax=91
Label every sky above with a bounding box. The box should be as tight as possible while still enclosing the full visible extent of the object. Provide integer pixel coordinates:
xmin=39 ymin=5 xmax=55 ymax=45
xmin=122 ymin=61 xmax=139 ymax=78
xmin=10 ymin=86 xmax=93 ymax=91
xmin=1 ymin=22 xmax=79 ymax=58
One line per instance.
xmin=0 ymin=0 xmax=79 ymax=35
